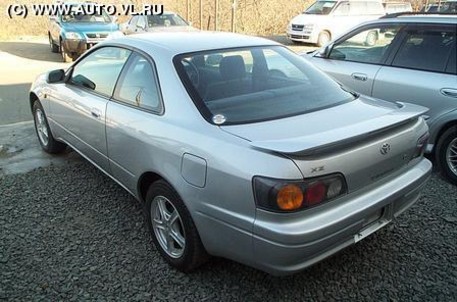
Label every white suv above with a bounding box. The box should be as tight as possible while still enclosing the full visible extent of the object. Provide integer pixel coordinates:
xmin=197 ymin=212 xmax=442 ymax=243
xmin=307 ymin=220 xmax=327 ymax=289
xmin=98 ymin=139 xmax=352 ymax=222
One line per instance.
xmin=286 ymin=0 xmax=385 ymax=46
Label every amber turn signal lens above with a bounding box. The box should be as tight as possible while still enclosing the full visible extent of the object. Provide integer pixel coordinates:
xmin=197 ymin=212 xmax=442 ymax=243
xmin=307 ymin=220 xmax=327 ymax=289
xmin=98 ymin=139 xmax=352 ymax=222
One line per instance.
xmin=277 ymin=184 xmax=304 ymax=210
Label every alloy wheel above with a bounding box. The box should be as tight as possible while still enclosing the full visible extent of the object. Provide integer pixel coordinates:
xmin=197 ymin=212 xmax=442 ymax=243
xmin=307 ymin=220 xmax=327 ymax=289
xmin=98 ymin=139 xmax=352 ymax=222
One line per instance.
xmin=35 ymin=108 xmax=49 ymax=146
xmin=151 ymin=195 xmax=186 ymax=258
xmin=446 ymin=137 xmax=457 ymax=176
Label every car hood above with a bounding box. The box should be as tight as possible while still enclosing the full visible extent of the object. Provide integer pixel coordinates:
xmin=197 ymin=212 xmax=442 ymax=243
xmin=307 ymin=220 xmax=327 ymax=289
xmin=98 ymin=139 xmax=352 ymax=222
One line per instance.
xmin=289 ymin=13 xmax=328 ymax=25
xmin=63 ymin=22 xmax=118 ymax=33
xmin=220 ymin=96 xmax=429 ymax=156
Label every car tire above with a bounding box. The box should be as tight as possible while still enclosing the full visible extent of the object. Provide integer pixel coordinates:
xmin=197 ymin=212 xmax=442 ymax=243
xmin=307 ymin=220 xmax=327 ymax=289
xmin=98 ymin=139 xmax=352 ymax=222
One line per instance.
xmin=436 ymin=126 xmax=457 ymax=185
xmin=32 ymin=101 xmax=67 ymax=154
xmin=317 ymin=31 xmax=331 ymax=47
xmin=49 ymin=33 xmax=59 ymax=53
xmin=365 ymin=31 xmax=378 ymax=46
xmin=145 ymin=180 xmax=209 ymax=272
xmin=59 ymin=39 xmax=73 ymax=63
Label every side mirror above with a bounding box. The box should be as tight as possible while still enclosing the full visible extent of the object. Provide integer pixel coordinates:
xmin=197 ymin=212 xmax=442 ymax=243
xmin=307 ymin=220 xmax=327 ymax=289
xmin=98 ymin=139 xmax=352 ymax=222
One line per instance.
xmin=385 ymin=32 xmax=395 ymax=39
xmin=329 ymin=48 xmax=346 ymax=60
xmin=315 ymin=44 xmax=332 ymax=58
xmin=47 ymin=69 xmax=65 ymax=83
xmin=72 ymin=74 xmax=96 ymax=90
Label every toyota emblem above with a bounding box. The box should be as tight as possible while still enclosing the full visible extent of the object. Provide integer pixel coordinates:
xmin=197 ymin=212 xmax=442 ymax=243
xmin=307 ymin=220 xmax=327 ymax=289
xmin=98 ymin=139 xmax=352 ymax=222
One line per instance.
xmin=380 ymin=143 xmax=391 ymax=155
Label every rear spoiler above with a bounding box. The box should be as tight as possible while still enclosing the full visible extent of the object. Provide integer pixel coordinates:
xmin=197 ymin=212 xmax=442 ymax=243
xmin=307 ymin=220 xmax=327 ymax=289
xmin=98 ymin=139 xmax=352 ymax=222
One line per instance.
xmin=250 ymin=102 xmax=428 ymax=156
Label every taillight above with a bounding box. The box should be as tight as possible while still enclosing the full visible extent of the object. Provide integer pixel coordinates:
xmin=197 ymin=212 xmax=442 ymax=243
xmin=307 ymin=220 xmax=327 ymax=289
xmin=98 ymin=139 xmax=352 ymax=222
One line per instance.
xmin=253 ymin=174 xmax=347 ymax=212
xmin=413 ymin=132 xmax=429 ymax=159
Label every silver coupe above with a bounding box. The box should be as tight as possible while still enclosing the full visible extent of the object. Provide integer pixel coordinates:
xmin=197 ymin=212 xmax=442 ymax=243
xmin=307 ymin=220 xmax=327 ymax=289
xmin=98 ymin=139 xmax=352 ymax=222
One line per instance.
xmin=30 ymin=32 xmax=432 ymax=275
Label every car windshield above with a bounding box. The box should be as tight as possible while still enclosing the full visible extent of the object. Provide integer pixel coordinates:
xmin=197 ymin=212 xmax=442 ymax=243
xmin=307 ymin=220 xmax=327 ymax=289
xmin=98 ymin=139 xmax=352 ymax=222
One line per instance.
xmin=61 ymin=6 xmax=111 ymax=23
xmin=147 ymin=14 xmax=188 ymax=27
xmin=304 ymin=1 xmax=337 ymax=14
xmin=174 ymin=46 xmax=355 ymax=125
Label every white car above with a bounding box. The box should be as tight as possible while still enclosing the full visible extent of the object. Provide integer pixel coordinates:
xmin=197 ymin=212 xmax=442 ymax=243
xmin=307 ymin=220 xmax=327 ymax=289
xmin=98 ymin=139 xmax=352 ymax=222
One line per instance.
xmin=120 ymin=12 xmax=196 ymax=35
xmin=287 ymin=0 xmax=385 ymax=46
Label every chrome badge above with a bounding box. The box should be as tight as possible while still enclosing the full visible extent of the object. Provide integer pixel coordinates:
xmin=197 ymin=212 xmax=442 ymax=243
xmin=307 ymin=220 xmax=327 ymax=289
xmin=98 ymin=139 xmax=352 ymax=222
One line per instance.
xmin=380 ymin=143 xmax=391 ymax=155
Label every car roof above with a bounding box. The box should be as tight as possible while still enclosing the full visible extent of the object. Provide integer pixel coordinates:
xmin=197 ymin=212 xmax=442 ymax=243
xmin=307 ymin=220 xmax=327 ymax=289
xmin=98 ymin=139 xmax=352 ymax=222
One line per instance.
xmin=115 ymin=31 xmax=279 ymax=55
xmin=377 ymin=14 xmax=457 ymax=24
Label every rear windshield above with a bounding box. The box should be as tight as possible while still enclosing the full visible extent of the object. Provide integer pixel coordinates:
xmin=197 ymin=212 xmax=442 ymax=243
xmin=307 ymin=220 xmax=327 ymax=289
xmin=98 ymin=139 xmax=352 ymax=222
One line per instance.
xmin=174 ymin=46 xmax=355 ymax=125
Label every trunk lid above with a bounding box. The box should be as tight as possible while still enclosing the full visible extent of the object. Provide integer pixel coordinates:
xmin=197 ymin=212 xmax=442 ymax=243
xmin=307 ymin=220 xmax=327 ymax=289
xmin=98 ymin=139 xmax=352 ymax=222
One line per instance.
xmin=221 ymin=97 xmax=429 ymax=191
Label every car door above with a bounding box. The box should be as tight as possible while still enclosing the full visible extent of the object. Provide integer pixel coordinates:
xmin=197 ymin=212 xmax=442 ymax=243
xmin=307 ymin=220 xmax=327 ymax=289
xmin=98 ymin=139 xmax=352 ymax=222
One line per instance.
xmin=106 ymin=52 xmax=164 ymax=192
xmin=49 ymin=46 xmax=131 ymax=172
xmin=310 ymin=23 xmax=404 ymax=96
xmin=372 ymin=24 xmax=457 ymax=129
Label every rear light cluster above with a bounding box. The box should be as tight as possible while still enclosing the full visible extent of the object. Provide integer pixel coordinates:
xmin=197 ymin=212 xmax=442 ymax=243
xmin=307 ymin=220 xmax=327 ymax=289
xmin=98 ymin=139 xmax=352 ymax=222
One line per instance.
xmin=413 ymin=132 xmax=429 ymax=159
xmin=253 ymin=174 xmax=347 ymax=212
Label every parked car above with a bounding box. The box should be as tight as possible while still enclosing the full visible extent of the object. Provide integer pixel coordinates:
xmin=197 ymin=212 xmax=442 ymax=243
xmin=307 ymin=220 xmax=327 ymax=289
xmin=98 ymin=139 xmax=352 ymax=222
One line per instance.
xmin=48 ymin=2 xmax=121 ymax=62
xmin=382 ymin=1 xmax=413 ymax=14
xmin=30 ymin=32 xmax=432 ymax=275
xmin=303 ymin=14 xmax=457 ymax=184
xmin=286 ymin=0 xmax=385 ymax=46
xmin=120 ymin=12 xmax=196 ymax=35
xmin=423 ymin=0 xmax=457 ymax=13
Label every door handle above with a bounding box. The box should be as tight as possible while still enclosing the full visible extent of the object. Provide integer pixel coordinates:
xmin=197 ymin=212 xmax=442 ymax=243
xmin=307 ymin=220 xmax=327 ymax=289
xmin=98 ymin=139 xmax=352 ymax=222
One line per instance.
xmin=441 ymin=88 xmax=457 ymax=98
xmin=91 ymin=108 xmax=101 ymax=118
xmin=351 ymin=73 xmax=368 ymax=81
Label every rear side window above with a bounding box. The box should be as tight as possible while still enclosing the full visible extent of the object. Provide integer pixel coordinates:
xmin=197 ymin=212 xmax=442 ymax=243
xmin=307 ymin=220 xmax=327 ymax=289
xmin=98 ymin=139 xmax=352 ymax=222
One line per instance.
xmin=392 ymin=27 xmax=456 ymax=73
xmin=71 ymin=47 xmax=131 ymax=96
xmin=114 ymin=53 xmax=162 ymax=112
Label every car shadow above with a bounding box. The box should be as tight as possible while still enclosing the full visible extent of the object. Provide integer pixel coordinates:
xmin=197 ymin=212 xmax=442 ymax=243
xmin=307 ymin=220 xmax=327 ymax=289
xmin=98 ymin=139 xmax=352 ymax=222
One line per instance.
xmin=0 ymin=41 xmax=62 ymax=63
xmin=0 ymin=83 xmax=33 ymax=125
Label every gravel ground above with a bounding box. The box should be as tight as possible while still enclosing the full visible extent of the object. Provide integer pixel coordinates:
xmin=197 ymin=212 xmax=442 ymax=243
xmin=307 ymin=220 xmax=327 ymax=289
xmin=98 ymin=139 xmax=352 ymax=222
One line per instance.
xmin=1 ymin=158 xmax=456 ymax=301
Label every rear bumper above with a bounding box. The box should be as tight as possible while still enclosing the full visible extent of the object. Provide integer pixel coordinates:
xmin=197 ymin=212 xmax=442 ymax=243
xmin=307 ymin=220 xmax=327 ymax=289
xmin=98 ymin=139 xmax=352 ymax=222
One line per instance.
xmin=252 ymin=158 xmax=432 ymax=276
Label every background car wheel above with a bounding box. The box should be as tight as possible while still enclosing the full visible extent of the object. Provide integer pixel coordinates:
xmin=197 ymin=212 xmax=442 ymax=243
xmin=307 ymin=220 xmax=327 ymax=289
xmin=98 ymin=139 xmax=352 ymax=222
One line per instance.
xmin=32 ymin=101 xmax=66 ymax=154
xmin=317 ymin=31 xmax=331 ymax=47
xmin=436 ymin=126 xmax=457 ymax=185
xmin=145 ymin=180 xmax=208 ymax=272
xmin=365 ymin=31 xmax=378 ymax=46
xmin=59 ymin=40 xmax=73 ymax=63
xmin=49 ymin=33 xmax=59 ymax=53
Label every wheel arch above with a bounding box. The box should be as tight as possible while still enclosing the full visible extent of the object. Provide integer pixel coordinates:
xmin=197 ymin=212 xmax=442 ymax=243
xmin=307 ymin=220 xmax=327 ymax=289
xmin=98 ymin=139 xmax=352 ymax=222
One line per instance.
xmin=137 ymin=171 xmax=165 ymax=203
xmin=433 ymin=119 xmax=457 ymax=151
xmin=29 ymin=92 xmax=39 ymax=113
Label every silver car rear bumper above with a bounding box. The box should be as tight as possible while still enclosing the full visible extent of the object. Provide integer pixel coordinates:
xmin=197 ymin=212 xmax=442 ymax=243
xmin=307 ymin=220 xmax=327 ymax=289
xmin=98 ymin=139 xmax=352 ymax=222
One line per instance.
xmin=252 ymin=158 xmax=432 ymax=276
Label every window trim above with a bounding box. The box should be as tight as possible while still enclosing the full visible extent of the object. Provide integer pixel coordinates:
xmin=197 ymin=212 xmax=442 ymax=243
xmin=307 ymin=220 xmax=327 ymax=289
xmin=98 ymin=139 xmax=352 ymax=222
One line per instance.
xmin=112 ymin=52 xmax=165 ymax=115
